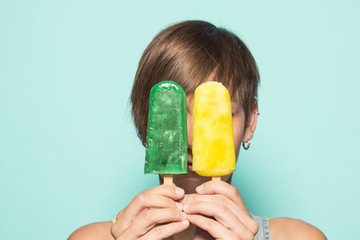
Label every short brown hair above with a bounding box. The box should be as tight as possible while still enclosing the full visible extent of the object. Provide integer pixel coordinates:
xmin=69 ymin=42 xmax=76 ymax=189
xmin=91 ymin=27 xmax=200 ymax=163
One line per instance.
xmin=131 ymin=20 xmax=260 ymax=146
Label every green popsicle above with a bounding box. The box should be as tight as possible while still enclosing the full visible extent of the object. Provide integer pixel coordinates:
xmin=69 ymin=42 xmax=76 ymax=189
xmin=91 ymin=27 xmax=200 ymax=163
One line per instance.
xmin=144 ymin=81 xmax=187 ymax=177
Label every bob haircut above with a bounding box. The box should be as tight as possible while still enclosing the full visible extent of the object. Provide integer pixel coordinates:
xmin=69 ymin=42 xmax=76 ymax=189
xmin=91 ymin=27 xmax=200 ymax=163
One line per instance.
xmin=131 ymin=20 xmax=260 ymax=146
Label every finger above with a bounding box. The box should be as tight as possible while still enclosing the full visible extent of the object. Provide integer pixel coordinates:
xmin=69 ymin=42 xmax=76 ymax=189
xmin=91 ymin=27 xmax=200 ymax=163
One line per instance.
xmin=124 ymin=185 xmax=184 ymax=216
xmin=187 ymin=214 xmax=241 ymax=240
xmin=196 ymin=181 xmax=246 ymax=210
xmin=195 ymin=182 xmax=258 ymax=234
xmin=116 ymin=185 xmax=185 ymax=219
xmin=181 ymin=193 xmax=232 ymax=205
xmin=114 ymin=195 xmax=182 ymax=235
xmin=121 ymin=208 xmax=187 ymax=237
xmin=143 ymin=185 xmax=185 ymax=200
xmin=113 ymin=186 xmax=184 ymax=236
xmin=125 ymin=193 xmax=183 ymax=216
xmin=181 ymin=193 xmax=257 ymax=234
xmin=139 ymin=220 xmax=190 ymax=240
xmin=181 ymin=193 xmax=240 ymax=217
xmin=183 ymin=201 xmax=255 ymax=236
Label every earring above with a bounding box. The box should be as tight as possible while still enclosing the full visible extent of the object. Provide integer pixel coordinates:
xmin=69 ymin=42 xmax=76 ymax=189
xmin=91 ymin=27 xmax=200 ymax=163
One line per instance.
xmin=254 ymin=111 xmax=260 ymax=115
xmin=243 ymin=131 xmax=253 ymax=150
xmin=243 ymin=141 xmax=251 ymax=150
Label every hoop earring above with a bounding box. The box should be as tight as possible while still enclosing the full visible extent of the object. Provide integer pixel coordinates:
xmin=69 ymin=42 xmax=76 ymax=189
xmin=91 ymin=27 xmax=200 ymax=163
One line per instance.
xmin=243 ymin=141 xmax=251 ymax=150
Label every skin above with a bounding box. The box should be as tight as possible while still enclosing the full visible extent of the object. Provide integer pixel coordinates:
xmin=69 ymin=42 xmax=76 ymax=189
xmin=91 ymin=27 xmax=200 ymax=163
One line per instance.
xmin=68 ymin=82 xmax=327 ymax=240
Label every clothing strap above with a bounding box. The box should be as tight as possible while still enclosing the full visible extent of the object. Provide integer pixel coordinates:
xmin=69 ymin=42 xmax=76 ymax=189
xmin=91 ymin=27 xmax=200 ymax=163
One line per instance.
xmin=251 ymin=215 xmax=270 ymax=240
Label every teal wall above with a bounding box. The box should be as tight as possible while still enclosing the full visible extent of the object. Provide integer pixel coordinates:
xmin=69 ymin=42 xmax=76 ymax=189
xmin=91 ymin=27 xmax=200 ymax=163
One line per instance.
xmin=1 ymin=1 xmax=359 ymax=239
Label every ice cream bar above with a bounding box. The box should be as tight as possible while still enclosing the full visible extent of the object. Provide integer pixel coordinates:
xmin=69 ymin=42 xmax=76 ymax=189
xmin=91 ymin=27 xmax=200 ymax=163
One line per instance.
xmin=192 ymin=81 xmax=236 ymax=177
xmin=144 ymin=81 xmax=188 ymax=177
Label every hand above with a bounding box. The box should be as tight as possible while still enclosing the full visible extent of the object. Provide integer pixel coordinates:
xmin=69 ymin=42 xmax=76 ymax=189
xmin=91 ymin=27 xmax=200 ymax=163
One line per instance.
xmin=180 ymin=181 xmax=258 ymax=240
xmin=111 ymin=185 xmax=189 ymax=240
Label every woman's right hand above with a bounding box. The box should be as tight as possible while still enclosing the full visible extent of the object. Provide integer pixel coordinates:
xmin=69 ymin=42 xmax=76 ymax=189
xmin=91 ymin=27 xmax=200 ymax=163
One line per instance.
xmin=110 ymin=185 xmax=189 ymax=240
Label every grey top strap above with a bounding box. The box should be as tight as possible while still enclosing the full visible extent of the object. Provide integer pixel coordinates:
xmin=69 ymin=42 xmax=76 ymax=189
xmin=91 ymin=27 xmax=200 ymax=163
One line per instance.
xmin=252 ymin=215 xmax=270 ymax=240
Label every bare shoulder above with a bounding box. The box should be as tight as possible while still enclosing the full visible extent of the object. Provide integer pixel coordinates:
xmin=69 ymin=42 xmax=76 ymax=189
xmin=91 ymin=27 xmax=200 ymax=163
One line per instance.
xmin=68 ymin=221 xmax=114 ymax=240
xmin=269 ymin=217 xmax=326 ymax=240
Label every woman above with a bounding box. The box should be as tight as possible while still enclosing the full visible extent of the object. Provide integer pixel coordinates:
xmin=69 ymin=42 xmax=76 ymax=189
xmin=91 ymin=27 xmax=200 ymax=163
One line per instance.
xmin=69 ymin=20 xmax=326 ymax=240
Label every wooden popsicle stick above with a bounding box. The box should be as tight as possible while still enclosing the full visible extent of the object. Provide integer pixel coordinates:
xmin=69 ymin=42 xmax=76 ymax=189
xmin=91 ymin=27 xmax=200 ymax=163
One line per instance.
xmin=163 ymin=174 xmax=173 ymax=185
xmin=212 ymin=176 xmax=221 ymax=181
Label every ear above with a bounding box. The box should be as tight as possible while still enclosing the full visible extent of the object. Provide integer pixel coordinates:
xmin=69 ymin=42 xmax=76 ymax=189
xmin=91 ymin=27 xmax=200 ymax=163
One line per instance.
xmin=242 ymin=101 xmax=259 ymax=143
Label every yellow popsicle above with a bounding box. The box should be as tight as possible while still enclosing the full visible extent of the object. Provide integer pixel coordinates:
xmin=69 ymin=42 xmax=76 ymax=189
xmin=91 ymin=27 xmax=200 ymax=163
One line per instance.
xmin=192 ymin=81 xmax=236 ymax=177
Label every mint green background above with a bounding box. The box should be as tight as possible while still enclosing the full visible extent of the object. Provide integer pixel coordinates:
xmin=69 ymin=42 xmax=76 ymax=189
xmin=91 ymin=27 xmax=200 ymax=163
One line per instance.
xmin=1 ymin=1 xmax=359 ymax=239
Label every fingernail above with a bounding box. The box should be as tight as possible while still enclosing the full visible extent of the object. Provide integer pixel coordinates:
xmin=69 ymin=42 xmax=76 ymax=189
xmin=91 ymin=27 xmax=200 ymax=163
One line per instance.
xmin=175 ymin=202 xmax=183 ymax=211
xmin=181 ymin=212 xmax=187 ymax=219
xmin=175 ymin=187 xmax=184 ymax=196
xmin=195 ymin=184 xmax=203 ymax=193
xmin=181 ymin=219 xmax=189 ymax=225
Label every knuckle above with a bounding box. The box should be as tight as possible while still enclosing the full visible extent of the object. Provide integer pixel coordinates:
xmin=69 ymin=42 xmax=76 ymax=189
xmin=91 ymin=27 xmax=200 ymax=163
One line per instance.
xmin=205 ymin=219 xmax=218 ymax=231
xmin=228 ymin=185 xmax=239 ymax=195
xmin=217 ymin=194 xmax=227 ymax=204
xmin=219 ymin=203 xmax=228 ymax=213
xmin=141 ymin=209 xmax=152 ymax=221
xmin=135 ymin=193 xmax=147 ymax=205
xmin=249 ymin=219 xmax=259 ymax=234
xmin=152 ymin=226 xmax=163 ymax=236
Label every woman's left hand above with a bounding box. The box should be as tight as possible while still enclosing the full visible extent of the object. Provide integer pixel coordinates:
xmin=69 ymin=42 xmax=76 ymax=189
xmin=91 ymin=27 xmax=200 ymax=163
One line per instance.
xmin=180 ymin=180 xmax=259 ymax=240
